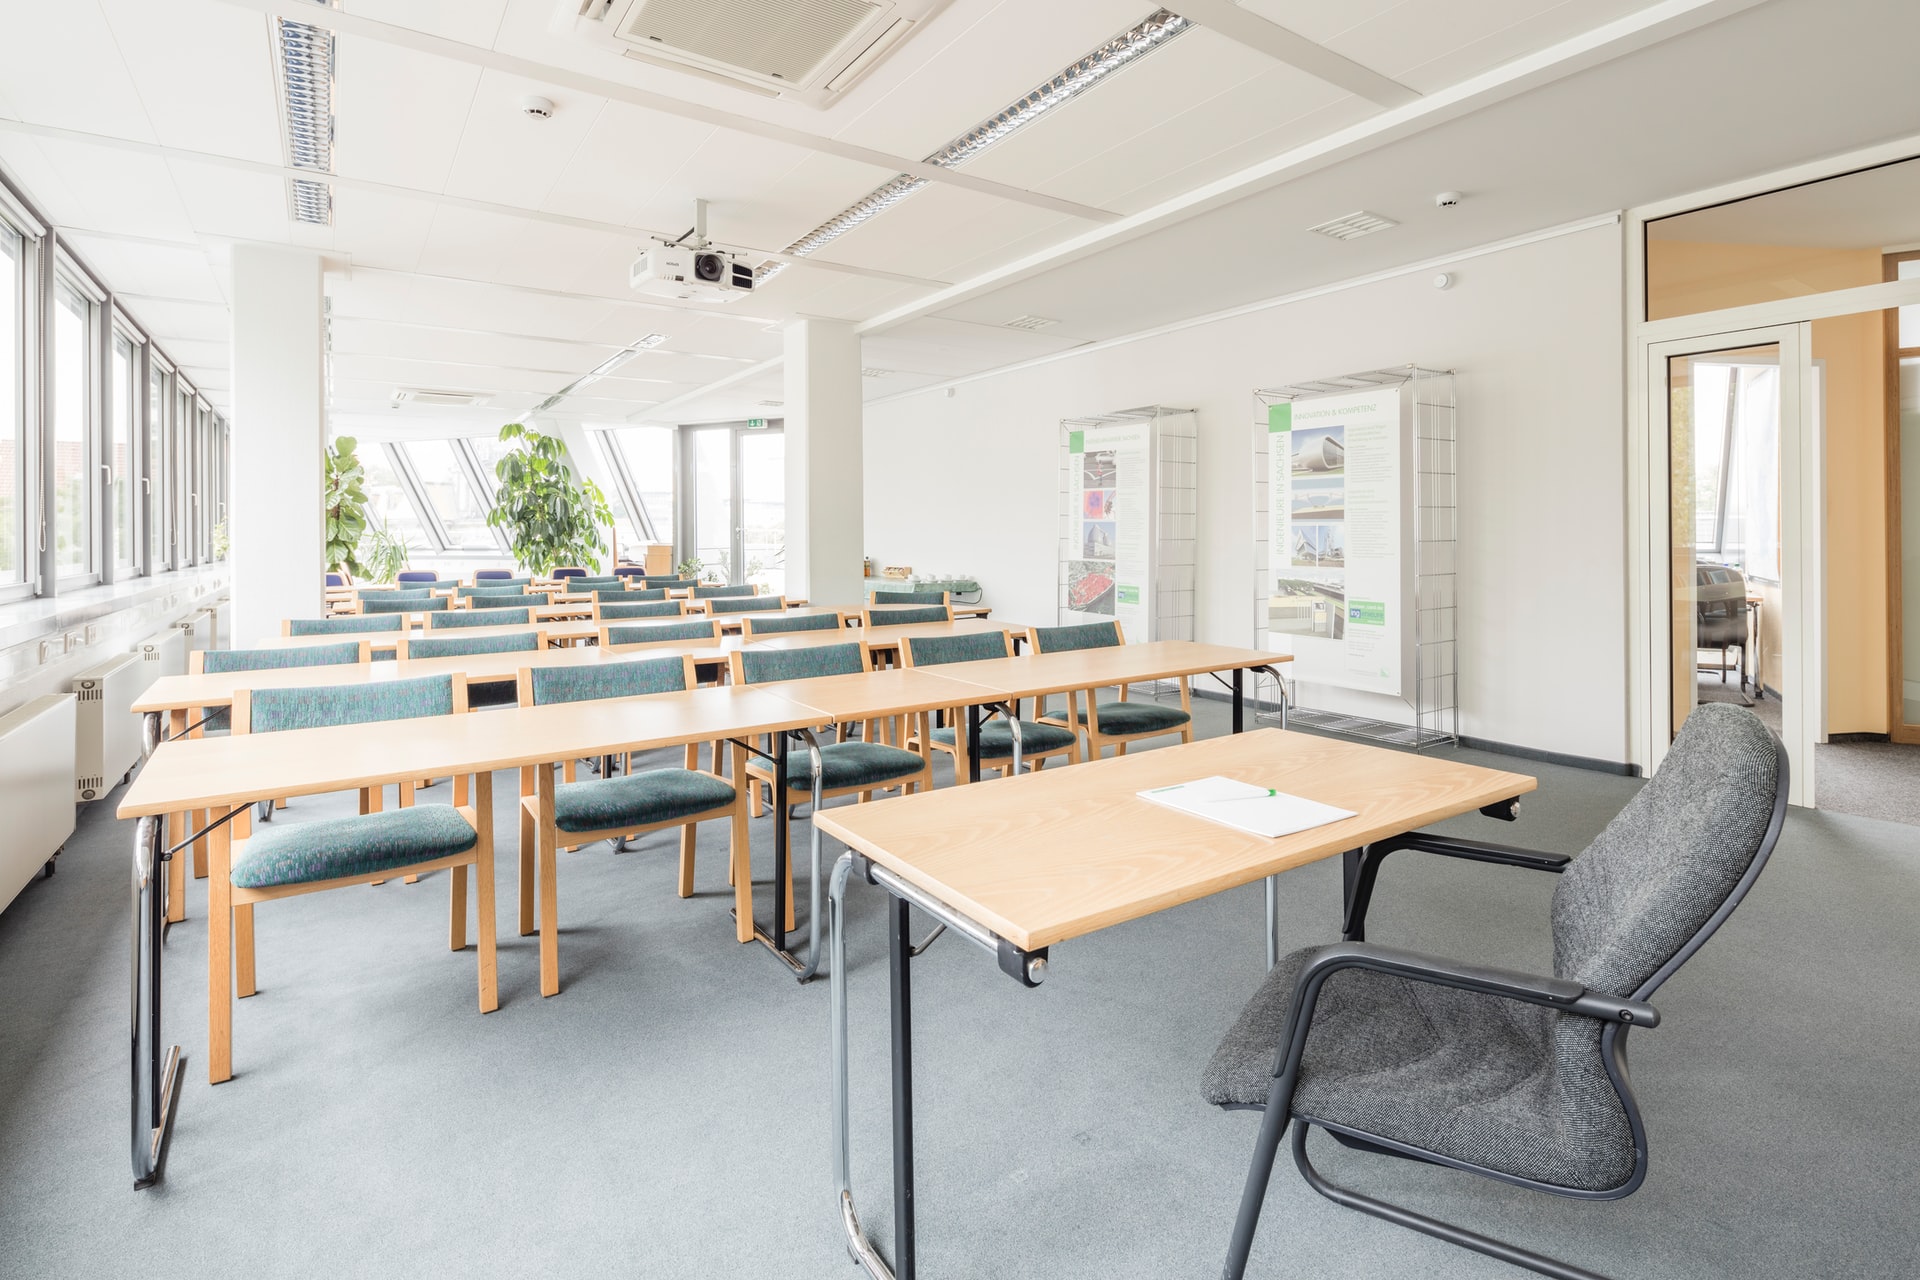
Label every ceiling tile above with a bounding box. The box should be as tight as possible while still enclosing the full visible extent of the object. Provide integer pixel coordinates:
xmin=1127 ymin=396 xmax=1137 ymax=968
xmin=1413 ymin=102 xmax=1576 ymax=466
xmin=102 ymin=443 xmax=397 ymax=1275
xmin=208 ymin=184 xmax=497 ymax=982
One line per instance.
xmin=27 ymin=135 xmax=197 ymax=242
xmin=442 ymin=69 xmax=607 ymax=208
xmin=97 ymin=0 xmax=284 ymax=165
xmin=60 ymin=236 xmax=226 ymax=303
xmin=330 ymin=32 xmax=481 ymax=192
xmin=0 ymin=0 xmax=157 ymax=140
xmin=165 ymin=158 xmax=293 ymax=242
xmin=343 ymin=0 xmax=512 ymax=48
xmin=1392 ymin=0 xmax=1658 ymax=94
xmin=329 ymin=187 xmax=439 ymax=273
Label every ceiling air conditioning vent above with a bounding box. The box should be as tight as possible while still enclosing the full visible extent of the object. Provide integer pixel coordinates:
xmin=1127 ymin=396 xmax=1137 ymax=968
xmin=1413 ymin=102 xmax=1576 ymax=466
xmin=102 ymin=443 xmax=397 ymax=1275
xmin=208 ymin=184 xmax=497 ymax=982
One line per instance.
xmin=1307 ymin=211 xmax=1398 ymax=241
xmin=393 ymin=387 xmax=490 ymax=408
xmin=564 ymin=0 xmax=953 ymax=108
xmin=1003 ymin=315 xmax=1059 ymax=331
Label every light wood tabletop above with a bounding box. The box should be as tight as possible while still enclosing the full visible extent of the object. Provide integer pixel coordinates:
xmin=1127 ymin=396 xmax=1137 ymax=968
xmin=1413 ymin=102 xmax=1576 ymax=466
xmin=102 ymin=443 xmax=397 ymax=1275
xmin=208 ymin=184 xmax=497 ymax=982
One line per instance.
xmin=743 ymin=617 xmax=1012 ymax=652
xmin=814 ymin=729 xmax=1534 ymax=951
xmin=750 ymin=667 xmax=997 ymax=722
xmin=131 ymin=641 xmax=739 ymax=715
xmin=934 ymin=641 xmax=1290 ymax=700
xmin=119 ymin=685 xmax=835 ymax=818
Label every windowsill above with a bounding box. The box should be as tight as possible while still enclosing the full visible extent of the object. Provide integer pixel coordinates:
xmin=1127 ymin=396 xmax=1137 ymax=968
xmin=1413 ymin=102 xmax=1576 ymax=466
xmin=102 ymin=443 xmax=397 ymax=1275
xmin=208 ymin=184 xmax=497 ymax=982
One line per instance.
xmin=0 ymin=564 xmax=230 ymax=652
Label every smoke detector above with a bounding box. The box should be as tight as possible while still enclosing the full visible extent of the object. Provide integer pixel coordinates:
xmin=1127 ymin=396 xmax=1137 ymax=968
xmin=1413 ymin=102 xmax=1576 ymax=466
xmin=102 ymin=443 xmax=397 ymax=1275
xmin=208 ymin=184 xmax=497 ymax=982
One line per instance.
xmin=522 ymin=95 xmax=556 ymax=119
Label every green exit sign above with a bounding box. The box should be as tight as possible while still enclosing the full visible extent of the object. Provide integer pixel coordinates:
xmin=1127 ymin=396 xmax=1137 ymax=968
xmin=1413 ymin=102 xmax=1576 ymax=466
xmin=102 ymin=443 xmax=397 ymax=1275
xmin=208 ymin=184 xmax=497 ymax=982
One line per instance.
xmin=746 ymin=418 xmax=768 ymax=429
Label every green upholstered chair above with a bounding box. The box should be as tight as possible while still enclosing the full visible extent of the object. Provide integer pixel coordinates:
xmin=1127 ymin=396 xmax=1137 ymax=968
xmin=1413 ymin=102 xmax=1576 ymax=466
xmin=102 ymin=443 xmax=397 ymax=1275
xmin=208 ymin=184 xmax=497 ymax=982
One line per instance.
xmin=192 ymin=640 xmax=369 ymax=734
xmin=600 ymin=619 xmax=722 ymax=650
xmin=596 ymin=600 xmax=685 ymax=621
xmin=216 ymin=672 xmax=497 ymax=1076
xmin=621 ymin=586 xmax=668 ymax=601
xmin=899 ymin=629 xmax=1079 ymax=782
xmin=428 ymin=607 xmax=530 ymax=629
xmin=728 ymin=642 xmax=932 ymax=921
xmin=403 ymin=631 xmax=542 ymax=708
xmin=637 ymin=577 xmax=696 ymax=590
xmin=458 ymin=580 xmax=532 ymax=596
xmin=871 ymin=589 xmax=951 ymax=605
xmin=862 ymin=604 xmax=952 ymax=628
xmin=464 ymin=592 xmax=548 ymax=610
xmin=1028 ymin=620 xmax=1191 ymax=759
xmin=285 ymin=614 xmax=406 ymax=637
xmin=706 ymin=595 xmax=786 ymax=616
xmin=586 ymin=586 xmax=638 ymax=602
xmin=512 ymin=654 xmax=746 ymax=990
xmin=359 ymin=586 xmax=431 ymax=599
xmin=361 ymin=594 xmax=448 ymax=614
xmin=692 ymin=583 xmax=758 ymax=598
xmin=565 ymin=576 xmax=625 ymax=589
xmin=740 ymin=611 xmax=843 ymax=638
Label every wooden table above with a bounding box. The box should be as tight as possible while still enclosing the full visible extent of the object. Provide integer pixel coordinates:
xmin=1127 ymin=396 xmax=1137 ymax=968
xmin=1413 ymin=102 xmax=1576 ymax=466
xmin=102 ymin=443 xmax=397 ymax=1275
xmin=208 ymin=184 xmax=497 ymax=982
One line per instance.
xmin=813 ymin=729 xmax=1536 ymax=1279
xmin=118 ymin=683 xmax=838 ymax=1185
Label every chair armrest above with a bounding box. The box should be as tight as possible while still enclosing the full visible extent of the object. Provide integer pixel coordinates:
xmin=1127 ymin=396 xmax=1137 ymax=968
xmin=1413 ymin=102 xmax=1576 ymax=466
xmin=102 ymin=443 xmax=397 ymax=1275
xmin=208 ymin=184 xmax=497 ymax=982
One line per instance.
xmin=1258 ymin=940 xmax=1659 ymax=1114
xmin=1343 ymin=830 xmax=1568 ymax=942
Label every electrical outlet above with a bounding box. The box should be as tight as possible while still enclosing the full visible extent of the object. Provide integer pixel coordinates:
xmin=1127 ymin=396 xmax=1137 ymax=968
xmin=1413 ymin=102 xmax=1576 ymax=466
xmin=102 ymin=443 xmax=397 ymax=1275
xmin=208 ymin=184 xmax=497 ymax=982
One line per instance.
xmin=83 ymin=624 xmax=99 ymax=645
xmin=64 ymin=632 xmax=80 ymax=653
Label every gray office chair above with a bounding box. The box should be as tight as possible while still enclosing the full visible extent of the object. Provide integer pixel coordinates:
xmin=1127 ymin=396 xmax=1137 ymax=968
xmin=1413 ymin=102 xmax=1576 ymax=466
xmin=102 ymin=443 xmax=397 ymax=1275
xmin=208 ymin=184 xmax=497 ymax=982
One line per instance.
xmin=1205 ymin=703 xmax=1788 ymax=1280
xmin=1696 ymin=562 xmax=1751 ymax=692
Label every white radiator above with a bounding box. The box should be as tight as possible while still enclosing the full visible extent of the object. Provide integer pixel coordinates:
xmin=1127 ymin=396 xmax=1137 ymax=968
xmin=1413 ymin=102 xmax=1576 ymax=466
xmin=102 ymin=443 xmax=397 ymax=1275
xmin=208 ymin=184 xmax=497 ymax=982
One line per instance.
xmin=137 ymin=626 xmax=189 ymax=681
xmin=0 ymin=695 xmax=77 ymax=914
xmin=73 ymin=653 xmax=148 ymax=802
xmin=179 ymin=606 xmax=220 ymax=654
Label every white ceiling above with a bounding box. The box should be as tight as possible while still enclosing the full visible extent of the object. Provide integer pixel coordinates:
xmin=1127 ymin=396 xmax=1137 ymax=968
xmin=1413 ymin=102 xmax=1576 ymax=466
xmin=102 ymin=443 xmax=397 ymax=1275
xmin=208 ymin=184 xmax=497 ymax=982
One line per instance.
xmin=0 ymin=0 xmax=1914 ymax=429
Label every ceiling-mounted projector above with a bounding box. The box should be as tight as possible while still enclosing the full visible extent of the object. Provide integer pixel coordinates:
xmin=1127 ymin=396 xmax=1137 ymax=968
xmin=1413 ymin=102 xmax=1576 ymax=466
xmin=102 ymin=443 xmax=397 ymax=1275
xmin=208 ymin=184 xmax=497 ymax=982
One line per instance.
xmin=630 ymin=244 xmax=754 ymax=303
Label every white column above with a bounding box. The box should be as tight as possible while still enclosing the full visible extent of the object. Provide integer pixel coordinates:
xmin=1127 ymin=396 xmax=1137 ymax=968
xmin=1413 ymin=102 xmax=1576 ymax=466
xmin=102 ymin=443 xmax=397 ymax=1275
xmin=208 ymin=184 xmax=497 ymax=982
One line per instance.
xmin=228 ymin=245 xmax=325 ymax=645
xmin=782 ymin=318 xmax=863 ymax=606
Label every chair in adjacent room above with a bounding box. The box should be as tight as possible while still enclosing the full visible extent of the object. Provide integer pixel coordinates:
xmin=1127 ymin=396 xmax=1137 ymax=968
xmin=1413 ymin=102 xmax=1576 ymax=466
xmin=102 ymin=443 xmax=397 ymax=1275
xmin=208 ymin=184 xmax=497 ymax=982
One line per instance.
xmin=216 ymin=673 xmax=498 ymax=1078
xmin=706 ymin=595 xmax=786 ymax=616
xmin=899 ymin=630 xmax=1078 ymax=784
xmin=870 ymin=589 xmax=951 ymax=606
xmin=427 ymin=607 xmax=530 ymax=630
xmin=729 ymin=642 xmax=933 ymax=926
xmin=361 ymin=594 xmax=448 ymax=615
xmin=692 ymin=583 xmax=758 ymax=598
xmin=740 ymin=611 xmax=844 ymax=638
xmin=861 ymin=604 xmax=952 ymax=628
xmin=514 ymin=654 xmax=748 ymax=995
xmin=600 ymin=619 xmax=723 ymax=651
xmin=1028 ymin=620 xmax=1191 ymax=759
xmin=1695 ymin=562 xmax=1752 ymax=694
xmin=1202 ymin=703 xmax=1789 ymax=1280
xmin=595 ymin=599 xmax=686 ymax=622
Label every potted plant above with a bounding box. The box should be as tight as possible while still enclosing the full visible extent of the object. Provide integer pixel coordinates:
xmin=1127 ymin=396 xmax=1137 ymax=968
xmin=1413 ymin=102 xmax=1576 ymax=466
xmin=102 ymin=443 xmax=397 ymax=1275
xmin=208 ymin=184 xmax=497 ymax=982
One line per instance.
xmin=486 ymin=422 xmax=613 ymax=576
xmin=324 ymin=435 xmax=369 ymax=578
xmin=357 ymin=519 xmax=410 ymax=584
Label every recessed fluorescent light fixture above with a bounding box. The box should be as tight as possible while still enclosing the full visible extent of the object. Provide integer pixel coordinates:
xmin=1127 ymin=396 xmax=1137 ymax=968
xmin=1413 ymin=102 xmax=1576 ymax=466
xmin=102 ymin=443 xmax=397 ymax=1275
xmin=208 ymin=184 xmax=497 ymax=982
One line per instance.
xmin=758 ymin=8 xmax=1192 ymax=281
xmin=275 ymin=4 xmax=338 ymax=226
xmin=1307 ymin=211 xmax=1398 ymax=241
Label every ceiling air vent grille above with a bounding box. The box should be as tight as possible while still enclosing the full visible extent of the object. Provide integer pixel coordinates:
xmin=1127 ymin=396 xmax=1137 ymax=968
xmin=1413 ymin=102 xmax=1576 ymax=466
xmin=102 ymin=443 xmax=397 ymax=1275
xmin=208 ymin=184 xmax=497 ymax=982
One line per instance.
xmin=393 ymin=387 xmax=490 ymax=407
xmin=620 ymin=0 xmax=877 ymax=83
xmin=1003 ymin=315 xmax=1059 ymax=331
xmin=1307 ymin=211 xmax=1398 ymax=241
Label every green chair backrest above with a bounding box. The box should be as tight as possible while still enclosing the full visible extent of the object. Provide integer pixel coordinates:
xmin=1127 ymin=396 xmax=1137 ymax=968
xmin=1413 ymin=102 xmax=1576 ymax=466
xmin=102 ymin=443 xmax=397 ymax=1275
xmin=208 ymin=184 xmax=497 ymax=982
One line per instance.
xmin=430 ymin=608 xmax=530 ymax=629
xmin=872 ymin=589 xmax=950 ymax=605
xmin=246 ymin=674 xmax=455 ymax=733
xmin=692 ymin=583 xmax=757 ymax=598
xmin=868 ymin=605 xmax=947 ymax=626
xmin=638 ymin=577 xmax=696 ymax=590
xmin=621 ymin=587 xmax=667 ymax=601
xmin=528 ymin=655 xmax=689 ymax=705
xmin=745 ymin=611 xmax=839 ymax=634
xmin=707 ymin=596 xmax=783 ymax=615
xmin=1030 ymin=621 xmax=1122 ymax=654
xmin=903 ymin=631 xmax=1011 ymax=666
xmin=605 ymin=620 xmax=719 ymax=646
xmin=204 ymin=642 xmax=364 ymax=673
xmin=567 ymin=576 xmax=624 ymax=588
xmin=359 ymin=586 xmax=431 ymax=599
xmin=287 ymin=615 xmax=406 ymax=636
xmin=466 ymin=592 xmax=547 ymax=609
xmin=590 ymin=587 xmax=637 ymax=601
xmin=459 ymin=580 xmax=532 ymax=596
xmin=736 ymin=642 xmax=864 ymax=684
xmin=361 ymin=595 xmax=448 ymax=614
xmin=406 ymin=632 xmax=541 ymax=660
xmin=598 ymin=600 xmax=683 ymax=620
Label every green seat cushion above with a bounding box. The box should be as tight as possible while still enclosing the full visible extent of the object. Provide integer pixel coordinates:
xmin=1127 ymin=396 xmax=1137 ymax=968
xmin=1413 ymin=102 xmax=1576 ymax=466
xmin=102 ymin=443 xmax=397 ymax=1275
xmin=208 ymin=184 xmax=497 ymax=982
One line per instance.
xmin=781 ymin=741 xmax=925 ymax=790
xmin=552 ymin=768 xmax=736 ymax=833
xmin=1070 ymin=701 xmax=1190 ymax=735
xmin=230 ymin=806 xmax=476 ymax=889
xmin=930 ymin=719 xmax=1078 ymax=758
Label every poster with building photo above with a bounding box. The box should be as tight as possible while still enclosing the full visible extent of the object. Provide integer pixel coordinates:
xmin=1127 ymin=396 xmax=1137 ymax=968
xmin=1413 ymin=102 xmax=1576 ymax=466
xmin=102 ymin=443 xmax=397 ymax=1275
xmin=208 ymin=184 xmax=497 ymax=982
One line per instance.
xmin=1063 ymin=421 xmax=1150 ymax=634
xmin=1265 ymin=388 xmax=1402 ymax=695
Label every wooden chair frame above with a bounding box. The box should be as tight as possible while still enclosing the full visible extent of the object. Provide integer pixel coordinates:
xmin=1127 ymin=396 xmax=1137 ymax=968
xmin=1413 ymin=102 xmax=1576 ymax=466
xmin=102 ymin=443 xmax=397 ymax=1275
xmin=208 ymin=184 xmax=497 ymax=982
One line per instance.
xmin=1027 ymin=621 xmax=1194 ymax=760
xmin=513 ymin=656 xmax=751 ymax=996
xmin=214 ymin=678 xmax=495 ymax=1082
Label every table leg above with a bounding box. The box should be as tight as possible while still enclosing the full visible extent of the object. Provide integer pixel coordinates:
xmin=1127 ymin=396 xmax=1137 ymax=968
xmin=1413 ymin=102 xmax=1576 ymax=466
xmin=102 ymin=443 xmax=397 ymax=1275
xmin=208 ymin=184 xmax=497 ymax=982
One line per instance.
xmin=131 ymin=814 xmax=182 ymax=1189
xmin=773 ymin=731 xmax=790 ymax=955
xmin=1264 ymin=875 xmax=1280 ymax=971
xmin=965 ymin=703 xmax=983 ymax=785
xmin=1232 ymin=667 xmax=1244 ymax=734
xmin=889 ymin=892 xmax=917 ymax=1280
xmin=207 ymin=805 xmax=234 ymax=1084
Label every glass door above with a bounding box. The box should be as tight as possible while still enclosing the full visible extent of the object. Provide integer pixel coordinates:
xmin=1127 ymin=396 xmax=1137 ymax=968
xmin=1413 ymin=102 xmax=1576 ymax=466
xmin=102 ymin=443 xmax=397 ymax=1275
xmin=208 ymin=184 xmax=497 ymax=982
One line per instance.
xmin=1891 ymin=262 xmax=1920 ymax=743
xmin=678 ymin=423 xmax=785 ymax=589
xmin=1651 ymin=325 xmax=1813 ymax=804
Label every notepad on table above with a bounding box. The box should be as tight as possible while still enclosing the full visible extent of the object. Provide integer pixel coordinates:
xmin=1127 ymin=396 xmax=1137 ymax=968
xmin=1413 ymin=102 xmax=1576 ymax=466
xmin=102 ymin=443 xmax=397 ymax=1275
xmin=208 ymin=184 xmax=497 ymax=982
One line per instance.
xmin=1137 ymin=776 xmax=1356 ymax=839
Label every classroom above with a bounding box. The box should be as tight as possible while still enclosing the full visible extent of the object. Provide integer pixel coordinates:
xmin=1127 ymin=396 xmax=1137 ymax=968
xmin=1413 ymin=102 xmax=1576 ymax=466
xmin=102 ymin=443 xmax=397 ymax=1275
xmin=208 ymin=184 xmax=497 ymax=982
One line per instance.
xmin=2 ymin=2 xmax=1919 ymax=1277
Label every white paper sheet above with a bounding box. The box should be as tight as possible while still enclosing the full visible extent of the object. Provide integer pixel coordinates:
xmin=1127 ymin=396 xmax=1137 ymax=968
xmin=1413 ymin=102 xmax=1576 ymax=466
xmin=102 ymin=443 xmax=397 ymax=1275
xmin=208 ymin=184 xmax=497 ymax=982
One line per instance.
xmin=1137 ymin=775 xmax=1356 ymax=839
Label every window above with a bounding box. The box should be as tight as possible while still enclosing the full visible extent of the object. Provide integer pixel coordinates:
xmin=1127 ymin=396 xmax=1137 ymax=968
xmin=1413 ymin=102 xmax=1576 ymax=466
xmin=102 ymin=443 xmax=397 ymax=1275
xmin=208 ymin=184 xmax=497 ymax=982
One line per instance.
xmin=607 ymin=426 xmax=674 ymax=537
xmin=403 ymin=438 xmax=495 ymax=549
xmin=174 ymin=385 xmax=191 ymax=566
xmin=111 ymin=333 xmax=135 ymax=569
xmin=148 ymin=365 xmax=167 ymax=570
xmin=52 ymin=281 xmax=91 ymax=577
xmin=358 ymin=441 xmax=431 ymax=554
xmin=1689 ymin=358 xmax=1781 ymax=584
xmin=0 ymin=223 xmax=22 ymax=586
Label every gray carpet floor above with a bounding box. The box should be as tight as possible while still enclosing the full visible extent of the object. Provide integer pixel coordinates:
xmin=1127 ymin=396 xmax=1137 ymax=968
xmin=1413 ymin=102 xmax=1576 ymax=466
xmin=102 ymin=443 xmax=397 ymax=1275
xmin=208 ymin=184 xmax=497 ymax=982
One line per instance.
xmin=1699 ymin=680 xmax=1920 ymax=826
xmin=4 ymin=699 xmax=1920 ymax=1278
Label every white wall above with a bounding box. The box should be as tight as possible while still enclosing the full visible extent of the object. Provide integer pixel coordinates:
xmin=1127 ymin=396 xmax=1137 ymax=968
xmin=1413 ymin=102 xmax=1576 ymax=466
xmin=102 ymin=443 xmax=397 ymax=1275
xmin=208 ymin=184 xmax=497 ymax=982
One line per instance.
xmin=864 ymin=223 xmax=1628 ymax=763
